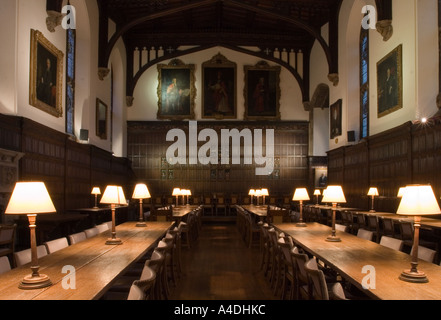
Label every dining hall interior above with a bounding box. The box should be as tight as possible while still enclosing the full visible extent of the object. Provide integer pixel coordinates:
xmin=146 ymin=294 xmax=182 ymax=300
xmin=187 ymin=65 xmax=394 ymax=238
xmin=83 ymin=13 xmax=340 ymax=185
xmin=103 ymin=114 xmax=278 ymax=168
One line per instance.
xmin=1 ymin=0 xmax=441 ymax=303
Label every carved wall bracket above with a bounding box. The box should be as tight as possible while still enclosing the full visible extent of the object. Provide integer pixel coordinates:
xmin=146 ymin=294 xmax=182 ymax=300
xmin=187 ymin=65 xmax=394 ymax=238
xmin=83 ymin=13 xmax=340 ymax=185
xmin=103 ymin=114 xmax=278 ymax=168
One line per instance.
xmin=376 ymin=20 xmax=393 ymax=41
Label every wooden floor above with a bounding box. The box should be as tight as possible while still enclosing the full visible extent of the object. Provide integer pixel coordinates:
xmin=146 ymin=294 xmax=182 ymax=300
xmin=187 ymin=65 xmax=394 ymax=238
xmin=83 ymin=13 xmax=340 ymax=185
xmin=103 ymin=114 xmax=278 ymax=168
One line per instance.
xmin=169 ymin=222 xmax=276 ymax=300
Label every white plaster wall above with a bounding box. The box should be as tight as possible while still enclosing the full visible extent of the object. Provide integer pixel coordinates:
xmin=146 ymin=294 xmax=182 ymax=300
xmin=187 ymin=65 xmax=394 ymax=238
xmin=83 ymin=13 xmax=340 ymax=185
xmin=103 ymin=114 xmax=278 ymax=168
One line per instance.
xmin=127 ymin=46 xmax=308 ymax=122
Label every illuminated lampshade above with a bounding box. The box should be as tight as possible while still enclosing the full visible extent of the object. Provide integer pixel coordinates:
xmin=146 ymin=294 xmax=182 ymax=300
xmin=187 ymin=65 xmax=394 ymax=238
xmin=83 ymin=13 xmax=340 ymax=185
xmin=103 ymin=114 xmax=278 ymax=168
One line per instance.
xmin=91 ymin=187 xmax=101 ymax=195
xmin=322 ymin=186 xmax=346 ymax=204
xmin=396 ymin=185 xmax=441 ymax=283
xmin=322 ymin=186 xmax=346 ymax=242
xmin=397 ymin=187 xmax=406 ymax=198
xmin=132 ymin=184 xmax=151 ymax=227
xmin=367 ymin=187 xmax=379 ymax=212
xmin=261 ymin=188 xmax=269 ymax=205
xmin=293 ymin=188 xmax=310 ymax=227
xmin=182 ymin=189 xmax=191 ymax=205
xmin=100 ymin=186 xmax=126 ymax=245
xmin=249 ymin=189 xmax=256 ymax=205
xmin=367 ymin=187 xmax=379 ymax=197
xmin=314 ymin=189 xmax=321 ymax=196
xmin=5 ymin=182 xmax=56 ymax=289
xmin=172 ymin=188 xmax=181 ymax=196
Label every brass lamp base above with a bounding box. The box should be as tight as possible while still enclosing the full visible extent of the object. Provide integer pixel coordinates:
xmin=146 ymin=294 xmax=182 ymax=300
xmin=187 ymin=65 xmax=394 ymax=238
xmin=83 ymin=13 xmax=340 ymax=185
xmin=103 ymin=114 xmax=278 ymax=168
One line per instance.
xmin=399 ymin=269 xmax=429 ymax=283
xmin=326 ymin=235 xmax=341 ymax=242
xmin=106 ymin=238 xmax=122 ymax=245
xmin=136 ymin=222 xmax=147 ymax=227
xmin=296 ymin=222 xmax=307 ymax=228
xmin=19 ymin=273 xmax=52 ymax=290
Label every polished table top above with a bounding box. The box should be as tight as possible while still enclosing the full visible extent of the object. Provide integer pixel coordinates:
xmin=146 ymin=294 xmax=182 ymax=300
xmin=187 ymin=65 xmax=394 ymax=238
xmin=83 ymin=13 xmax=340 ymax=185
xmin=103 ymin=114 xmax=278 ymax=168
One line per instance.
xmin=274 ymin=222 xmax=441 ymax=300
xmin=171 ymin=205 xmax=200 ymax=218
xmin=352 ymin=210 xmax=441 ymax=230
xmin=241 ymin=205 xmax=268 ymax=216
xmin=0 ymin=221 xmax=173 ymax=300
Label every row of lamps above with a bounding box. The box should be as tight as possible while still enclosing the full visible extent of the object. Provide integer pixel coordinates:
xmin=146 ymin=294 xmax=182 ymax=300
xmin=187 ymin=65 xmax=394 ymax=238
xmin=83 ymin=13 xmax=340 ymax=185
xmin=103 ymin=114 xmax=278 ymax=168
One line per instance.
xmin=291 ymin=184 xmax=441 ymax=284
xmin=248 ymin=188 xmax=269 ymax=205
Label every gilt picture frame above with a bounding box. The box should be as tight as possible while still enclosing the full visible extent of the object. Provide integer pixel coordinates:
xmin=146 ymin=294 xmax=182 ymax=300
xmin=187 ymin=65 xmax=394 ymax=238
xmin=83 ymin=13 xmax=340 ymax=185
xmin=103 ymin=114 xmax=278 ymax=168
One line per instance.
xmin=244 ymin=61 xmax=281 ymax=121
xmin=157 ymin=59 xmax=196 ymax=120
xmin=29 ymin=29 xmax=64 ymax=118
xmin=377 ymin=44 xmax=403 ymax=118
xmin=202 ymin=53 xmax=237 ymax=119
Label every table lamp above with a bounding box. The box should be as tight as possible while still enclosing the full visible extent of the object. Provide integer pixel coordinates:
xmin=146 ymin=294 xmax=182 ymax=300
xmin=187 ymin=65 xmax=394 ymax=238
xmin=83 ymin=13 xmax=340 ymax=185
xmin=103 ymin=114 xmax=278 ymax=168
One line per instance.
xmin=132 ymin=183 xmax=151 ymax=227
xmin=293 ymin=188 xmax=310 ymax=227
xmin=367 ymin=187 xmax=379 ymax=212
xmin=249 ymin=189 xmax=256 ymax=205
xmin=314 ymin=189 xmax=321 ymax=205
xmin=101 ymin=185 xmax=126 ymax=245
xmin=183 ymin=189 xmax=192 ymax=205
xmin=396 ymin=185 xmax=441 ymax=283
xmin=172 ymin=188 xmax=181 ymax=206
xmin=261 ymin=188 xmax=269 ymax=205
xmin=91 ymin=187 xmax=101 ymax=208
xmin=5 ymin=182 xmax=56 ymax=289
xmin=255 ymin=189 xmax=262 ymax=206
xmin=322 ymin=185 xmax=346 ymax=242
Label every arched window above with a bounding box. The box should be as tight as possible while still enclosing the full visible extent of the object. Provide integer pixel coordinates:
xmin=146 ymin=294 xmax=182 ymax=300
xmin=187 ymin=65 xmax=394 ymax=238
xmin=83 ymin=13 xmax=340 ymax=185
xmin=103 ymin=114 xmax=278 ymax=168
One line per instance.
xmin=66 ymin=27 xmax=76 ymax=135
xmin=360 ymin=25 xmax=369 ymax=139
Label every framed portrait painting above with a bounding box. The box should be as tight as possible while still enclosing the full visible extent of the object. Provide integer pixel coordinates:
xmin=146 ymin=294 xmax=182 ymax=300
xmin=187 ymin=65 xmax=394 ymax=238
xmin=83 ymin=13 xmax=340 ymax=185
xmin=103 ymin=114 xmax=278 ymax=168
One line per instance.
xmin=202 ymin=53 xmax=237 ymax=119
xmin=157 ymin=59 xmax=196 ymax=120
xmin=29 ymin=29 xmax=64 ymax=118
xmin=244 ymin=61 xmax=281 ymax=121
xmin=96 ymin=98 xmax=108 ymax=140
xmin=315 ymin=168 xmax=328 ymax=189
xmin=330 ymin=99 xmax=342 ymax=139
xmin=377 ymin=44 xmax=403 ymax=118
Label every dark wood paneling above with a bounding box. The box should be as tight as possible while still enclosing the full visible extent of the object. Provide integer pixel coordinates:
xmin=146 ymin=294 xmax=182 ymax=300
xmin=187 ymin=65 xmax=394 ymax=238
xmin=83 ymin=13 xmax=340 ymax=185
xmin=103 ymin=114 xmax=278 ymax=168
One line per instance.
xmin=127 ymin=121 xmax=310 ymax=201
xmin=327 ymin=120 xmax=441 ymax=213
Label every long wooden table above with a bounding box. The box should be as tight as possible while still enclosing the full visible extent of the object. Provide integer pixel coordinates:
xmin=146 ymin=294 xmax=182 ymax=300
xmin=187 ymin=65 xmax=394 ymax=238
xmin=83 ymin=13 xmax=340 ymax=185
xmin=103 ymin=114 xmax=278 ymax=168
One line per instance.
xmin=274 ymin=222 xmax=441 ymax=300
xmin=172 ymin=205 xmax=199 ymax=223
xmin=0 ymin=221 xmax=173 ymax=300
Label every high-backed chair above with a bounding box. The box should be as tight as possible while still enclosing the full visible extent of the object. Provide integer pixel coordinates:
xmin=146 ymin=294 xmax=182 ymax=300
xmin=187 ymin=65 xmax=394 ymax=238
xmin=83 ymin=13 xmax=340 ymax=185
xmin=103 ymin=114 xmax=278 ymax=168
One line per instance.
xmin=411 ymin=245 xmax=437 ymax=263
xmin=68 ymin=231 xmax=87 ymax=245
xmin=14 ymin=245 xmax=48 ymax=267
xmin=291 ymin=247 xmax=310 ymax=300
xmin=365 ymin=215 xmax=381 ymax=243
xmin=357 ymin=229 xmax=374 ymax=241
xmin=84 ymin=227 xmax=99 ymax=238
xmin=216 ymin=195 xmax=227 ymax=216
xmin=0 ymin=256 xmax=11 ymax=275
xmin=379 ymin=236 xmax=404 ymax=251
xmin=278 ymin=237 xmax=296 ymax=300
xmin=305 ymin=258 xmax=347 ymax=300
xmin=379 ymin=217 xmax=395 ymax=238
xmin=335 ymin=224 xmax=348 ymax=233
xmin=0 ymin=224 xmax=17 ymax=266
xmin=96 ymin=223 xmax=110 ymax=233
xmin=44 ymin=237 xmax=69 ymax=254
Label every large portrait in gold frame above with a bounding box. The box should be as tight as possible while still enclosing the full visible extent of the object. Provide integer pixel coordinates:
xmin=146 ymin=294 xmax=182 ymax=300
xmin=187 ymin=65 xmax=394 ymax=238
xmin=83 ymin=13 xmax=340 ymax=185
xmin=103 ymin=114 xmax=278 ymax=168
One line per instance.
xmin=29 ymin=29 xmax=64 ymax=118
xmin=202 ymin=53 xmax=237 ymax=119
xmin=157 ymin=59 xmax=196 ymax=120
xmin=377 ymin=44 xmax=403 ymax=118
xmin=244 ymin=61 xmax=281 ymax=121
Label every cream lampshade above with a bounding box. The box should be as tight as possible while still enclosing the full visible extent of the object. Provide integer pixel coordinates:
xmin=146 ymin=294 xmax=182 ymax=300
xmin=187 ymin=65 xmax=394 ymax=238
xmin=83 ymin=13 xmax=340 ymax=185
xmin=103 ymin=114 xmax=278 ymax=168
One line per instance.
xmin=322 ymin=185 xmax=346 ymax=242
xmin=91 ymin=187 xmax=101 ymax=208
xmin=261 ymin=188 xmax=269 ymax=205
xmin=314 ymin=189 xmax=321 ymax=205
xmin=255 ymin=189 xmax=262 ymax=206
xmin=132 ymin=184 xmax=151 ymax=227
xmin=5 ymin=182 xmax=56 ymax=289
xmin=397 ymin=187 xmax=405 ymax=198
xmin=172 ymin=188 xmax=181 ymax=206
xmin=293 ymin=188 xmax=310 ymax=227
xmin=182 ymin=189 xmax=191 ymax=205
xmin=249 ymin=189 xmax=256 ymax=205
xmin=101 ymin=185 xmax=127 ymax=245
xmin=367 ymin=187 xmax=379 ymax=212
xmin=396 ymin=185 xmax=441 ymax=283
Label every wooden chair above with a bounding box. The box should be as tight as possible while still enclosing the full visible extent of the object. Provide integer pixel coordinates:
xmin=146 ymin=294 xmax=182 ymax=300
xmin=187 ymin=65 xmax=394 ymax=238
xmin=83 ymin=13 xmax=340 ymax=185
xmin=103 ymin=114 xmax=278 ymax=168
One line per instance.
xmin=68 ymin=231 xmax=87 ymax=245
xmin=379 ymin=217 xmax=396 ymax=238
xmin=341 ymin=211 xmax=354 ymax=233
xmin=291 ymin=247 xmax=310 ymax=300
xmin=14 ymin=245 xmax=48 ymax=267
xmin=357 ymin=229 xmax=374 ymax=241
xmin=278 ymin=237 xmax=296 ymax=300
xmin=352 ymin=213 xmax=366 ymax=234
xmin=84 ymin=227 xmax=99 ymax=238
xmin=335 ymin=224 xmax=348 ymax=233
xmin=379 ymin=236 xmax=404 ymax=251
xmin=203 ymin=196 xmax=213 ymax=216
xmin=153 ymin=207 xmax=172 ymax=222
xmin=267 ymin=207 xmax=289 ymax=224
xmin=96 ymin=222 xmax=110 ymax=233
xmin=365 ymin=215 xmax=381 ymax=243
xmin=411 ymin=245 xmax=437 ymax=263
xmin=44 ymin=237 xmax=69 ymax=254
xmin=216 ymin=196 xmax=227 ymax=216
xmin=0 ymin=256 xmax=11 ymax=275
xmin=245 ymin=213 xmax=260 ymax=248
xmin=0 ymin=224 xmax=16 ymax=266
xmin=305 ymin=258 xmax=347 ymax=300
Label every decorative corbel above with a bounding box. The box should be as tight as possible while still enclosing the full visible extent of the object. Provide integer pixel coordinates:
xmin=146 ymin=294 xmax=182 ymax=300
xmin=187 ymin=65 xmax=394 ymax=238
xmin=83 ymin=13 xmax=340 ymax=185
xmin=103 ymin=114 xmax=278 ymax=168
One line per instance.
xmin=126 ymin=96 xmax=134 ymax=107
xmin=376 ymin=20 xmax=393 ymax=41
xmin=328 ymin=73 xmax=339 ymax=87
xmin=303 ymin=101 xmax=312 ymax=112
xmin=46 ymin=10 xmax=64 ymax=32
xmin=98 ymin=68 xmax=110 ymax=81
